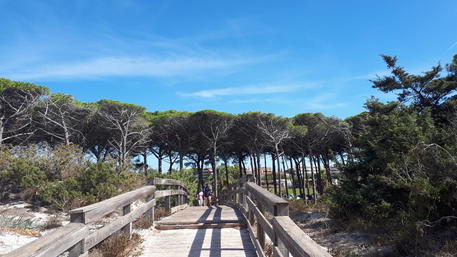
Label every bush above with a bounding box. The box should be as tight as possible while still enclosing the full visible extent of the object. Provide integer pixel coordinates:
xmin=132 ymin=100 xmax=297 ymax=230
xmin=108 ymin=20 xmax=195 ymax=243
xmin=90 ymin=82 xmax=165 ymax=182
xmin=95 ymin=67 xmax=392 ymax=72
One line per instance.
xmin=0 ymin=158 xmax=46 ymax=200
xmin=41 ymin=179 xmax=83 ymax=210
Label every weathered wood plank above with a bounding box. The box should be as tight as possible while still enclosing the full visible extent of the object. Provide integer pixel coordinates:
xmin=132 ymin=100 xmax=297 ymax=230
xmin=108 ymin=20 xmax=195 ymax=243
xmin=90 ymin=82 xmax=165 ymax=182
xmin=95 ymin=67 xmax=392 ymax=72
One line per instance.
xmin=69 ymin=185 xmax=155 ymax=224
xmin=153 ymin=178 xmax=187 ymax=188
xmin=272 ymin=216 xmax=331 ymax=257
xmin=170 ymin=203 xmax=188 ymax=214
xmin=245 ymin=182 xmax=288 ymax=215
xmin=84 ymin=199 xmax=156 ymax=250
xmin=155 ymin=189 xmax=187 ymax=199
xmin=246 ymin=196 xmax=273 ymax=239
xmin=155 ymin=222 xmax=242 ymax=230
xmin=141 ymin=226 xmax=258 ymax=257
xmin=5 ymin=223 xmax=88 ymax=257
xmin=245 ymin=215 xmax=267 ymax=257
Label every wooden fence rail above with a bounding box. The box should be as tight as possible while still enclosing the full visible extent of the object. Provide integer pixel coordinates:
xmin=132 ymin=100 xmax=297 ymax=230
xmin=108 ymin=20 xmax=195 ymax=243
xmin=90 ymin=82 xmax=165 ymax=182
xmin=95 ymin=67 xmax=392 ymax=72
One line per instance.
xmin=3 ymin=178 xmax=188 ymax=257
xmin=221 ymin=176 xmax=331 ymax=257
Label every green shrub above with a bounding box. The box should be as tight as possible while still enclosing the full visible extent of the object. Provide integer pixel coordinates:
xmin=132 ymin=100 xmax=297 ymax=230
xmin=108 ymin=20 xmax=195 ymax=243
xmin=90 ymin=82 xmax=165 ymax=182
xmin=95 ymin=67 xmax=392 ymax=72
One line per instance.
xmin=41 ymin=179 xmax=83 ymax=210
xmin=0 ymin=158 xmax=46 ymax=200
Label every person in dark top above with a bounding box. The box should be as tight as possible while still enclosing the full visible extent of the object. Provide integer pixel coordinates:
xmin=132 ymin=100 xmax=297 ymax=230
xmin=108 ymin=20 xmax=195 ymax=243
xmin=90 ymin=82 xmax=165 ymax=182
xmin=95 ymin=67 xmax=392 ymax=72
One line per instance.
xmin=203 ymin=183 xmax=213 ymax=207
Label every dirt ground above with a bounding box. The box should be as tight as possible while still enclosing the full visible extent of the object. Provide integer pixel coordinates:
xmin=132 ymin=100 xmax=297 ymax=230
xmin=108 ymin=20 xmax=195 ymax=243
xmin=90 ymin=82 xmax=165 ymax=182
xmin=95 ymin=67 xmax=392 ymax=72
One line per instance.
xmin=290 ymin=211 xmax=397 ymax=257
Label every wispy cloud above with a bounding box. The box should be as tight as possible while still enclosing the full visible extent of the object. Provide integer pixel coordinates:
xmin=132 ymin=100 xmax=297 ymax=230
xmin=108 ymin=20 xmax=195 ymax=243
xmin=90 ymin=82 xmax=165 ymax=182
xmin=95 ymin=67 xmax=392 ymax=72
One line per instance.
xmin=302 ymin=93 xmax=348 ymax=110
xmin=181 ymin=83 xmax=316 ymax=98
xmin=4 ymin=55 xmax=257 ymax=80
xmin=445 ymin=41 xmax=457 ymax=54
xmin=345 ymin=70 xmax=390 ymax=81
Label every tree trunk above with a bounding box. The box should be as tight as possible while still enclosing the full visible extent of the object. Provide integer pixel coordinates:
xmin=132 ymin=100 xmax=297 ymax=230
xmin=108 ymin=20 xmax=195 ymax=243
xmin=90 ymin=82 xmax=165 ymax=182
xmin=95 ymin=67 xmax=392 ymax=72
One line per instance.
xmin=179 ymin=153 xmax=184 ymax=171
xmin=323 ymin=156 xmax=333 ymax=185
xmin=256 ymin=153 xmax=262 ymax=186
xmin=276 ymin=150 xmax=282 ymax=197
xmin=242 ymin=160 xmax=247 ymax=175
xmin=224 ymin=160 xmax=229 ymax=187
xmin=167 ymin=154 xmax=172 ymax=173
xmin=143 ymin=152 xmax=148 ymax=177
xmin=294 ymin=158 xmax=305 ymax=199
xmin=272 ymin=153 xmax=277 ymax=195
xmin=302 ymin=154 xmax=309 ymax=204
xmin=0 ymin=122 xmax=4 ymax=147
xmin=308 ymin=153 xmax=317 ymax=204
xmin=339 ymin=152 xmax=346 ymax=166
xmin=211 ymin=150 xmax=218 ymax=204
xmin=238 ymin=154 xmax=243 ymax=178
xmin=158 ymin=152 xmax=163 ymax=174
xmin=249 ymin=154 xmax=255 ymax=179
xmin=198 ymin=157 xmax=204 ymax=191
xmin=315 ymin=157 xmax=324 ymax=195
xmin=264 ymin=153 xmax=269 ymax=190
xmin=282 ymin=156 xmax=289 ymax=198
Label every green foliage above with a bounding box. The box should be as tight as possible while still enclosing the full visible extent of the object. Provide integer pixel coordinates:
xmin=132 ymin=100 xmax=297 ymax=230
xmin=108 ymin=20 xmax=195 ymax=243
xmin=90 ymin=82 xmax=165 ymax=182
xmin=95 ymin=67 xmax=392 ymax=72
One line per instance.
xmin=0 ymin=78 xmax=49 ymax=94
xmin=0 ymin=158 xmax=47 ymax=197
xmin=0 ymin=144 xmax=145 ymax=211
xmin=328 ymin=56 xmax=457 ymax=255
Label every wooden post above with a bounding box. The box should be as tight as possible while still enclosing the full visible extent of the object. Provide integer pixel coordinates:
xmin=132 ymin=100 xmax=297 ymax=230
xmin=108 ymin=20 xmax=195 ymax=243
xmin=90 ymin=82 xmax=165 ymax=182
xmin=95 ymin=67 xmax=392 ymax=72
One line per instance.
xmin=70 ymin=212 xmax=86 ymax=224
xmin=121 ymin=204 xmax=132 ymax=237
xmin=68 ymin=239 xmax=86 ymax=257
xmin=248 ymin=193 xmax=255 ymax=225
xmin=273 ymin=203 xmax=289 ymax=257
xmin=257 ymin=204 xmax=266 ymax=250
xmin=241 ymin=177 xmax=247 ymax=211
xmin=145 ymin=193 xmax=155 ymax=223
xmin=165 ymin=186 xmax=171 ymax=213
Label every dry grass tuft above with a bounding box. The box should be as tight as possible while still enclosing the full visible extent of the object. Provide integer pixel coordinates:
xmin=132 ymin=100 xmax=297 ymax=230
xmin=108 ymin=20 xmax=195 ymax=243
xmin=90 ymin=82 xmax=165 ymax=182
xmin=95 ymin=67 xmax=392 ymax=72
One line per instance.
xmin=264 ymin=242 xmax=273 ymax=257
xmin=133 ymin=216 xmax=153 ymax=229
xmin=93 ymin=233 xmax=143 ymax=257
xmin=43 ymin=215 xmax=62 ymax=230
xmin=154 ymin=207 xmax=170 ymax=220
xmin=0 ymin=226 xmax=41 ymax=237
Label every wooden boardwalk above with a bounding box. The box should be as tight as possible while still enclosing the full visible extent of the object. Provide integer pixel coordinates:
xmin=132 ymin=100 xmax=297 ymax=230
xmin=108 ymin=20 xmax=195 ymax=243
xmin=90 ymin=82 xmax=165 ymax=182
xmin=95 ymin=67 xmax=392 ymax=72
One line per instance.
xmin=141 ymin=206 xmax=258 ymax=257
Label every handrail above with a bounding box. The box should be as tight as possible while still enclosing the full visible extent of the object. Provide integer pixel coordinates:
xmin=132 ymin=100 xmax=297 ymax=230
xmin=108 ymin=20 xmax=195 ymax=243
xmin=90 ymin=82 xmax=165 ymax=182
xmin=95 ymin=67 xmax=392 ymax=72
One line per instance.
xmin=4 ymin=178 xmax=188 ymax=257
xmin=221 ymin=176 xmax=331 ymax=257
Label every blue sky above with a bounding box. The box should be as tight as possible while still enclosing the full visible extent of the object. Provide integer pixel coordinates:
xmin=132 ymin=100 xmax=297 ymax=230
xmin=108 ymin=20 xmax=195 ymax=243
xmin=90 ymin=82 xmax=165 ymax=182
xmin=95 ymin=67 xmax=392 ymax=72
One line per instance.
xmin=1 ymin=0 xmax=457 ymax=118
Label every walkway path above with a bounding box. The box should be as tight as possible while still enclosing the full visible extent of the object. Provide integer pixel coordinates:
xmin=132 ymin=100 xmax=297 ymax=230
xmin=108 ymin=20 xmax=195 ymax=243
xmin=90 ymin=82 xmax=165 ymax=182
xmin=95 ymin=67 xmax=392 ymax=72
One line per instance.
xmin=141 ymin=206 xmax=258 ymax=257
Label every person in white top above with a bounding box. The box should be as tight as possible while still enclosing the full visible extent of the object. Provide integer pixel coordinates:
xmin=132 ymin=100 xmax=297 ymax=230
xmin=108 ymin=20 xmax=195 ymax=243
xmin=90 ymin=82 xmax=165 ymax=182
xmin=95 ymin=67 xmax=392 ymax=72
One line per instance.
xmin=196 ymin=191 xmax=204 ymax=206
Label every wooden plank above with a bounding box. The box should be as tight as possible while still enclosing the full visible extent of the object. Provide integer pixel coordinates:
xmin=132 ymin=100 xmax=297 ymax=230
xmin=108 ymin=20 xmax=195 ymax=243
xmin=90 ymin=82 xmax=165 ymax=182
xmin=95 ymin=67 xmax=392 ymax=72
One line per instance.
xmin=84 ymin=199 xmax=156 ymax=250
xmin=155 ymin=189 xmax=187 ymax=199
xmin=246 ymin=196 xmax=273 ymax=239
xmin=155 ymin=222 xmax=241 ymax=230
xmin=272 ymin=216 xmax=332 ymax=257
xmin=273 ymin=247 xmax=287 ymax=257
xmin=141 ymin=227 xmax=258 ymax=257
xmin=245 ymin=182 xmax=288 ymax=215
xmin=69 ymin=185 xmax=155 ymax=224
xmin=153 ymin=178 xmax=187 ymax=189
xmin=170 ymin=203 xmax=188 ymax=214
xmin=5 ymin=223 xmax=88 ymax=257
xmin=245 ymin=216 xmax=267 ymax=257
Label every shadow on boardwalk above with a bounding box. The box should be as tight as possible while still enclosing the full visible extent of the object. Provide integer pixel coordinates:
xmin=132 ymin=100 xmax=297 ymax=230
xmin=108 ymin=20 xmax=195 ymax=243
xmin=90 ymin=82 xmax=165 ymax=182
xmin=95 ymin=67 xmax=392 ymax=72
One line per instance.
xmin=140 ymin=205 xmax=257 ymax=257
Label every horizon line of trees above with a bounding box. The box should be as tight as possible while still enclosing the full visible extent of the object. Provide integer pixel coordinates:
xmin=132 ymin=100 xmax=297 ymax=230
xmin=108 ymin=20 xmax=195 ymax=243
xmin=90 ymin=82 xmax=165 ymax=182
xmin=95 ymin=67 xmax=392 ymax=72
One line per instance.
xmin=0 ymin=76 xmax=352 ymax=202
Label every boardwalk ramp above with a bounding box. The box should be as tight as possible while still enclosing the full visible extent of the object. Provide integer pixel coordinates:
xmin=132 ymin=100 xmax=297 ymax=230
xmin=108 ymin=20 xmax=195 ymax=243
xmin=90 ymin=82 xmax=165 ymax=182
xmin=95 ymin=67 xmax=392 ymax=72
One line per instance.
xmin=141 ymin=205 xmax=258 ymax=257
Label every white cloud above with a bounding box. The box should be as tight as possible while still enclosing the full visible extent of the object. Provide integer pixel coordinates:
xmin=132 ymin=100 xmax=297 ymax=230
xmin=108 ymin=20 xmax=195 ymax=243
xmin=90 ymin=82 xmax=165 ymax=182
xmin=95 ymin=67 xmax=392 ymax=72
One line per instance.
xmin=182 ymin=83 xmax=316 ymax=98
xmin=5 ymin=56 xmax=254 ymax=80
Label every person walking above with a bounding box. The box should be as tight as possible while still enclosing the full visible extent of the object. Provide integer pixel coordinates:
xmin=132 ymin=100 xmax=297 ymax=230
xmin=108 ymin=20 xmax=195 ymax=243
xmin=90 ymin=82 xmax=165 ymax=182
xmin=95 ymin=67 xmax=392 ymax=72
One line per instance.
xmin=196 ymin=190 xmax=204 ymax=206
xmin=203 ymin=184 xmax=213 ymax=207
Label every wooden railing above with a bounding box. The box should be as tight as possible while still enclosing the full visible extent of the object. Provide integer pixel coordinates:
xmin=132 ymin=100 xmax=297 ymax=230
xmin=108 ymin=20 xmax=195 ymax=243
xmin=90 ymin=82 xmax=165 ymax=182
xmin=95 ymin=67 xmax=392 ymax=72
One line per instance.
xmin=221 ymin=176 xmax=331 ymax=257
xmin=3 ymin=178 xmax=188 ymax=257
